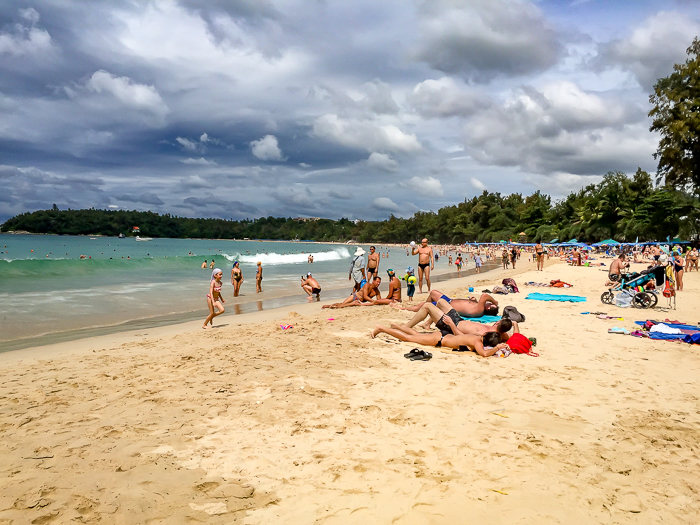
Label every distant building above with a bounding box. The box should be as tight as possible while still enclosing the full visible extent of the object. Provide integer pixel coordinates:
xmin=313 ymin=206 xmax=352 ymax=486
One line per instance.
xmin=292 ymin=217 xmax=321 ymax=222
xmin=132 ymin=226 xmax=140 ymax=232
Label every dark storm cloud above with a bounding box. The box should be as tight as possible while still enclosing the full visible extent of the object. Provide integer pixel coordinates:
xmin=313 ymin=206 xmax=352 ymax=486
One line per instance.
xmin=596 ymin=11 xmax=700 ymax=90
xmin=414 ymin=0 xmax=563 ymax=81
xmin=115 ymin=193 xmax=165 ymax=206
xmin=0 ymin=0 xmax=692 ymax=223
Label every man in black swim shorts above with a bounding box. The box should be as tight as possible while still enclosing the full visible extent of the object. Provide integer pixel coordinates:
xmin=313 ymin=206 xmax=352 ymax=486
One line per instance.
xmin=301 ymin=272 xmax=322 ymax=299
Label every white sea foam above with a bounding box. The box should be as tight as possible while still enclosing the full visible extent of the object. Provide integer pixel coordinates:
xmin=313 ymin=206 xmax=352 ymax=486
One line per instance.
xmin=222 ymin=247 xmax=351 ymax=265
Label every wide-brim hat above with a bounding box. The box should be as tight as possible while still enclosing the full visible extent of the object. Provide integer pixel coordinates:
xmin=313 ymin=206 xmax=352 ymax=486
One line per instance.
xmin=354 ymin=247 xmax=366 ymax=256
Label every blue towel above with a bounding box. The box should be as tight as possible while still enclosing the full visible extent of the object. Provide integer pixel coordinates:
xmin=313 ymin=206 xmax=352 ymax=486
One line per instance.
xmin=648 ymin=333 xmax=687 ymax=341
xmin=462 ymin=314 xmax=502 ymax=324
xmin=525 ymin=293 xmax=586 ymax=302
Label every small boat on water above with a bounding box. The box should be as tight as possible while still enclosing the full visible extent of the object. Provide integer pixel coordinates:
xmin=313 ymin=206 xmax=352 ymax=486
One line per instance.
xmin=135 ymin=236 xmax=153 ymax=241
xmin=118 ymin=233 xmax=126 ymax=238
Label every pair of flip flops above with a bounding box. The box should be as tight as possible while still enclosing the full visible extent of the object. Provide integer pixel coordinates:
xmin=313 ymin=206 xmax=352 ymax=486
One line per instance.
xmin=404 ymin=348 xmax=432 ymax=361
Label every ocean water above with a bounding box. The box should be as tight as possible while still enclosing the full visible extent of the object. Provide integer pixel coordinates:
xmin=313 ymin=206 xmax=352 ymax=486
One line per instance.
xmin=0 ymin=235 xmax=422 ymax=349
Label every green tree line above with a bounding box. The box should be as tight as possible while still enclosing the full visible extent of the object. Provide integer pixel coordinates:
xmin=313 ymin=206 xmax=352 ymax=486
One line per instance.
xmin=3 ymin=169 xmax=699 ymax=243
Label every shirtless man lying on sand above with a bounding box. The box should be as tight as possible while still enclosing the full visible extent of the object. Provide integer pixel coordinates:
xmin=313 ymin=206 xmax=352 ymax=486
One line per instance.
xmin=322 ymin=277 xmax=382 ymax=308
xmin=400 ymin=300 xmax=516 ymax=342
xmin=371 ymin=324 xmax=508 ymax=358
xmin=395 ymin=289 xmax=499 ymax=317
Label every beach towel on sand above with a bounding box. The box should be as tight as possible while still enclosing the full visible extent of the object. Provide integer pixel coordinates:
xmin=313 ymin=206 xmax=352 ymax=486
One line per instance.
xmin=462 ymin=314 xmax=502 ymax=324
xmin=525 ymin=293 xmax=586 ymax=303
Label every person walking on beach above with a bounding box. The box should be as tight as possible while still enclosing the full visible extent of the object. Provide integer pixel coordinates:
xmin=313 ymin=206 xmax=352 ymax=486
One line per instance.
xmin=231 ymin=261 xmax=243 ymax=297
xmin=367 ymin=246 xmax=380 ymax=282
xmin=301 ymin=272 xmax=322 ymax=299
xmin=474 ymin=252 xmax=482 ymax=273
xmin=255 ymin=261 xmax=263 ymax=293
xmin=455 ymin=255 xmax=463 ymax=276
xmin=412 ymin=238 xmax=434 ymax=293
xmin=203 ymin=268 xmax=225 ymax=329
xmin=349 ymin=247 xmax=366 ymax=292
xmin=535 ymin=243 xmax=544 ymax=271
xmin=511 ymin=247 xmax=517 ymax=269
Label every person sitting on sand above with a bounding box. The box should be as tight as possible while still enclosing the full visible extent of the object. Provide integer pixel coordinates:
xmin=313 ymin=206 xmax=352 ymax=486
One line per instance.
xmin=371 ymin=324 xmax=508 ymax=358
xmin=364 ymin=269 xmax=401 ymax=305
xmin=301 ymin=272 xmax=322 ymax=299
xmin=397 ymin=290 xmax=499 ymax=318
xmin=399 ymin=300 xmax=516 ymax=342
xmin=322 ymin=277 xmax=382 ymax=309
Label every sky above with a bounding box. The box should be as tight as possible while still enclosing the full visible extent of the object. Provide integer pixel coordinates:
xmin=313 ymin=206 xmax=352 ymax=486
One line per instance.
xmin=1 ymin=0 xmax=699 ymax=223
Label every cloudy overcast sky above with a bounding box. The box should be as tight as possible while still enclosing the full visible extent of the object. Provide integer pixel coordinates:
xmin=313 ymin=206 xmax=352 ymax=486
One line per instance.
xmin=1 ymin=0 xmax=699 ymax=222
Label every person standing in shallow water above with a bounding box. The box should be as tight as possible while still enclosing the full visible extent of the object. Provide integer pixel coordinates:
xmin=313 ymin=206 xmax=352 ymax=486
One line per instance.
xmin=255 ymin=261 xmax=263 ymax=293
xmin=231 ymin=261 xmax=243 ymax=297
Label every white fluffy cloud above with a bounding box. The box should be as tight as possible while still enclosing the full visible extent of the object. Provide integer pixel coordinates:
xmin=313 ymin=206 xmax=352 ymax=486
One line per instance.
xmin=181 ymin=157 xmax=215 ymax=165
xmin=250 ymin=134 xmax=286 ymax=161
xmin=466 ymin=81 xmax=653 ymax=175
xmin=0 ymin=8 xmax=52 ymax=56
xmin=600 ymin=11 xmax=700 ymax=89
xmin=367 ymin=152 xmax=398 ymax=172
xmin=470 ymin=177 xmax=487 ymax=191
xmin=313 ymin=114 xmax=421 ymax=153
xmin=372 ymin=197 xmax=401 ymax=212
xmin=86 ymin=70 xmax=169 ymax=120
xmin=401 ymin=176 xmax=444 ymax=197
xmin=409 ymin=77 xmax=490 ymax=118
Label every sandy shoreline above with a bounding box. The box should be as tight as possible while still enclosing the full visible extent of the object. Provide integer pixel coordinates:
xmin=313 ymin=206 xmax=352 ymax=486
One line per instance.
xmin=2 ymin=257 xmax=699 ymax=523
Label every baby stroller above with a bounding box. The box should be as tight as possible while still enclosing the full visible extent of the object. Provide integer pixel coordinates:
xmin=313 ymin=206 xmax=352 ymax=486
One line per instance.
xmin=601 ymin=266 xmax=666 ymax=309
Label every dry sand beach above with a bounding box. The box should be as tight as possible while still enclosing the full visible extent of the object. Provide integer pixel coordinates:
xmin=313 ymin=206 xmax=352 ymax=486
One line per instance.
xmin=1 ymin=258 xmax=699 ymax=524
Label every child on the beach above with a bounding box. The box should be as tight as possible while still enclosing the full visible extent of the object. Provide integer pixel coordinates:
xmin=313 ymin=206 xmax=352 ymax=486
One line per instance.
xmin=404 ymin=267 xmax=416 ymax=301
xmin=474 ymin=252 xmax=482 ymax=273
xmin=455 ymin=255 xmax=463 ymax=276
xmin=203 ymin=268 xmax=225 ymax=329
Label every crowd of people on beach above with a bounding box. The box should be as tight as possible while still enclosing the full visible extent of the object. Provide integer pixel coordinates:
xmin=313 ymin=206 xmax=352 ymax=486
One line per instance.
xmin=201 ymin=237 xmax=696 ymax=363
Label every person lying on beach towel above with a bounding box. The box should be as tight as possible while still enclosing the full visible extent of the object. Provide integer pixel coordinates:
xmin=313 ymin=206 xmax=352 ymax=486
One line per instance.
xmin=397 ymin=299 xmax=516 ymax=343
xmin=371 ymin=323 xmax=507 ymax=357
xmin=395 ymin=289 xmax=499 ymax=318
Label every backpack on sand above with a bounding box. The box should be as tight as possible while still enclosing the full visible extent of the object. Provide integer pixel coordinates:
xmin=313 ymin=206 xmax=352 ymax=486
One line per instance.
xmin=502 ymin=306 xmax=525 ymax=323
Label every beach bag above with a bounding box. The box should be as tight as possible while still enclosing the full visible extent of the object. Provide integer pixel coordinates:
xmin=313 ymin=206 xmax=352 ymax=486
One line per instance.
xmin=502 ymin=278 xmax=519 ymax=293
xmin=507 ymin=333 xmax=538 ymax=357
xmin=502 ymin=306 xmax=525 ymax=323
xmin=615 ymin=290 xmax=634 ymax=308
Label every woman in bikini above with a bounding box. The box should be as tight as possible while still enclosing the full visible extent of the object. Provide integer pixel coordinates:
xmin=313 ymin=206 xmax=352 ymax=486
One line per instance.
xmin=255 ymin=261 xmax=263 ymax=293
xmin=673 ymin=253 xmax=685 ymax=291
xmin=203 ymin=268 xmax=225 ymax=329
xmin=535 ymin=243 xmax=544 ymax=271
xmin=231 ymin=261 xmax=243 ymax=297
xmin=371 ymin=323 xmax=506 ymax=357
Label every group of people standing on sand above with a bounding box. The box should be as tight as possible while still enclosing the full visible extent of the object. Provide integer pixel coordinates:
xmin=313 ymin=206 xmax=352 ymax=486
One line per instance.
xmin=202 ymin=260 xmax=263 ymax=329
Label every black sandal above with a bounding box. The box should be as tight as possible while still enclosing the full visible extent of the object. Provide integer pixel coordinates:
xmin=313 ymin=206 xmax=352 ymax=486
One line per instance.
xmin=404 ymin=348 xmax=422 ymax=359
xmin=410 ymin=350 xmax=432 ymax=361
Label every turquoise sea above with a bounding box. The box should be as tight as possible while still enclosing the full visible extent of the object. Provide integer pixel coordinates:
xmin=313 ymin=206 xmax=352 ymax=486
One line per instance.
xmin=0 ymin=235 xmax=427 ymax=350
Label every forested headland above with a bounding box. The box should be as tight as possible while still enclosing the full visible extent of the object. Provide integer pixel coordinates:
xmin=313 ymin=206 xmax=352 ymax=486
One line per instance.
xmin=2 ymin=169 xmax=698 ymax=243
